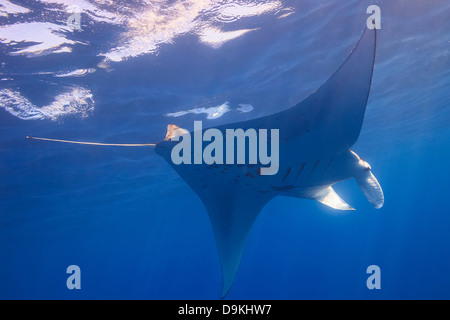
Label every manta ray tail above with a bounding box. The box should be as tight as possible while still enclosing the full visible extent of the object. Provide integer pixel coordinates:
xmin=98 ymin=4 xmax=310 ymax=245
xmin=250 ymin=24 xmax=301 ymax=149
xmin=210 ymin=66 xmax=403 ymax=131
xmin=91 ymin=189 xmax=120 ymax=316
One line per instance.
xmin=26 ymin=136 xmax=156 ymax=147
xmin=26 ymin=124 xmax=186 ymax=146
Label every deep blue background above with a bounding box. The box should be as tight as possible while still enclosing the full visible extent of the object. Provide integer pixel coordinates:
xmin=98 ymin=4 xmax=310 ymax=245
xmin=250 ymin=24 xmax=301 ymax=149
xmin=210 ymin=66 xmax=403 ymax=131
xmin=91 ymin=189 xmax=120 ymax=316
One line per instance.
xmin=1 ymin=0 xmax=449 ymax=299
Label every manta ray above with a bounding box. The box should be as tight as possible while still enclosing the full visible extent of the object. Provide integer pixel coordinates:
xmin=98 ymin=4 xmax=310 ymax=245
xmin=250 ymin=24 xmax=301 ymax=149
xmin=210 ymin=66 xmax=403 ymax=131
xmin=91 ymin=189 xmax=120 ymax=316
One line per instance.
xmin=28 ymin=26 xmax=383 ymax=298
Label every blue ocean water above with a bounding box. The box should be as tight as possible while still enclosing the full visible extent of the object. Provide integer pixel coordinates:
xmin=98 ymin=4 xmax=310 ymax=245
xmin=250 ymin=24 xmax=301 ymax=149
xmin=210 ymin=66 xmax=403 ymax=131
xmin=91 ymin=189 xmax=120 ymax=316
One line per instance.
xmin=0 ymin=0 xmax=449 ymax=299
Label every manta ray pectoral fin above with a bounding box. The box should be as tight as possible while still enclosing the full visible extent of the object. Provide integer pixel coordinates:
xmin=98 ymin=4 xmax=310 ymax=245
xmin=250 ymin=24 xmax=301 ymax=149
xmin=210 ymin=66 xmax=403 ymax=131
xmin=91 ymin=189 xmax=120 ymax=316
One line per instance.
xmin=198 ymin=190 xmax=272 ymax=298
xmin=164 ymin=160 xmax=273 ymax=298
xmin=314 ymin=186 xmax=355 ymax=211
xmin=355 ymin=171 xmax=384 ymax=209
xmin=164 ymin=124 xmax=189 ymax=141
xmin=265 ymin=26 xmax=377 ymax=154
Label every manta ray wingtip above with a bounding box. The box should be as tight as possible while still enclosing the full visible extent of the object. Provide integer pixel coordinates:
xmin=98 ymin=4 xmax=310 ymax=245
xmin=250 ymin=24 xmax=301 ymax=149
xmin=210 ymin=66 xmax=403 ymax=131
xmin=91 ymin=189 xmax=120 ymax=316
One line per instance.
xmin=220 ymin=291 xmax=228 ymax=300
xmin=219 ymin=274 xmax=234 ymax=299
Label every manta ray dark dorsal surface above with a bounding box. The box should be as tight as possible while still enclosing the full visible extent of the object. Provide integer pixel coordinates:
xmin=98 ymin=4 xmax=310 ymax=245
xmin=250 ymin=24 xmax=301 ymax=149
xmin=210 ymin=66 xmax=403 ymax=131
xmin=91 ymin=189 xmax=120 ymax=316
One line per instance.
xmin=155 ymin=26 xmax=377 ymax=298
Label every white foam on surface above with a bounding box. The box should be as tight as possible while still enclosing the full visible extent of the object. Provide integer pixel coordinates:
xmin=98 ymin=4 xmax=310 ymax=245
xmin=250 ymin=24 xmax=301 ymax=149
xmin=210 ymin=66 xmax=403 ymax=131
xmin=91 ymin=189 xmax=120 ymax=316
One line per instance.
xmin=54 ymin=68 xmax=96 ymax=77
xmin=0 ymin=0 xmax=294 ymax=60
xmin=166 ymin=101 xmax=231 ymax=120
xmin=0 ymin=87 xmax=94 ymax=120
xmin=166 ymin=101 xmax=255 ymax=119
xmin=101 ymin=0 xmax=293 ymax=62
xmin=0 ymin=0 xmax=30 ymax=17
xmin=0 ymin=0 xmax=293 ymax=121
xmin=236 ymin=104 xmax=254 ymax=113
xmin=198 ymin=27 xmax=258 ymax=48
xmin=0 ymin=22 xmax=78 ymax=57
